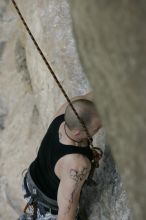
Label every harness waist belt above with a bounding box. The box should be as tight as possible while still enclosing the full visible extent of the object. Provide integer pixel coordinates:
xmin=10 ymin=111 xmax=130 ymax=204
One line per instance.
xmin=26 ymin=169 xmax=58 ymax=211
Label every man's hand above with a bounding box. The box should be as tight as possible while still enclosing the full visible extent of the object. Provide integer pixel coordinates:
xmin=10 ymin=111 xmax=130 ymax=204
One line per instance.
xmin=57 ymin=155 xmax=91 ymax=220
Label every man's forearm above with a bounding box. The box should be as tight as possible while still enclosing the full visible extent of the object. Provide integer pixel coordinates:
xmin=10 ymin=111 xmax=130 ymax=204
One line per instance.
xmin=54 ymin=91 xmax=94 ymax=120
xmin=57 ymin=213 xmax=76 ymax=220
xmin=84 ymin=91 xmax=94 ymax=101
xmin=71 ymin=91 xmax=93 ymax=102
xmin=57 ymin=217 xmax=75 ymax=220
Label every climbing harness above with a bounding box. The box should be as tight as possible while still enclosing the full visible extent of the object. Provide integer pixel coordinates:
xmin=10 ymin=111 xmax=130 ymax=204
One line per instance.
xmin=22 ymin=169 xmax=58 ymax=219
xmin=11 ymin=0 xmax=103 ymax=186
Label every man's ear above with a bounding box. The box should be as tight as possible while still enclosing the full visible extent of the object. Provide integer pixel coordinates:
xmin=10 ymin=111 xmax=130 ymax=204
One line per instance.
xmin=74 ymin=129 xmax=81 ymax=137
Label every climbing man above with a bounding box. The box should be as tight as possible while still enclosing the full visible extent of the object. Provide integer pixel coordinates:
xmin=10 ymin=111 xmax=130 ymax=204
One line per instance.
xmin=18 ymin=92 xmax=102 ymax=220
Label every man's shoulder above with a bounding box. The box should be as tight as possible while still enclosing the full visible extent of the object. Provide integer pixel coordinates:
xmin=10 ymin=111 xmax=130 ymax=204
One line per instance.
xmin=49 ymin=114 xmax=64 ymax=129
xmin=63 ymin=153 xmax=91 ymax=172
xmin=52 ymin=114 xmax=64 ymax=122
xmin=59 ymin=153 xmax=91 ymax=182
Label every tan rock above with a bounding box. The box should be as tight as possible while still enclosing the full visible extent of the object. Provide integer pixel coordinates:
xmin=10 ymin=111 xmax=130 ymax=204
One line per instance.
xmin=70 ymin=0 xmax=146 ymax=219
xmin=0 ymin=0 xmax=131 ymax=219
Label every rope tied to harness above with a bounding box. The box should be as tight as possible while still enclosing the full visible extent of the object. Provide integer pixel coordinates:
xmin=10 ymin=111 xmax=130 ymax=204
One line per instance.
xmin=11 ymin=0 xmax=103 ymax=185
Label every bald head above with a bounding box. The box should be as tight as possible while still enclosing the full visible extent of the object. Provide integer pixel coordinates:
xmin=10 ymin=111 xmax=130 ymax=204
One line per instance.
xmin=64 ymin=99 xmax=99 ymax=131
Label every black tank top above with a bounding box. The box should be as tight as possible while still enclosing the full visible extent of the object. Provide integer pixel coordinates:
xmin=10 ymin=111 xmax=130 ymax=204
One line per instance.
xmin=29 ymin=114 xmax=93 ymax=200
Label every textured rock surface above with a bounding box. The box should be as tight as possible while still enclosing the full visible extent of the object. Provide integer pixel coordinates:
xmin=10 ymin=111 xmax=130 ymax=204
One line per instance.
xmin=0 ymin=0 xmax=129 ymax=219
xmin=70 ymin=0 xmax=146 ymax=219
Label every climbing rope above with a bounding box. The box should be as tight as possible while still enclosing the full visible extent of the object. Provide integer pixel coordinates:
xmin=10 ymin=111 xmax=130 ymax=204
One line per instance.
xmin=11 ymin=0 xmax=103 ymax=184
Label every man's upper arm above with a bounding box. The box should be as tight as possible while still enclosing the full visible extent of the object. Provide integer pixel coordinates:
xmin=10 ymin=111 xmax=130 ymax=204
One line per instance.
xmin=57 ymin=163 xmax=91 ymax=220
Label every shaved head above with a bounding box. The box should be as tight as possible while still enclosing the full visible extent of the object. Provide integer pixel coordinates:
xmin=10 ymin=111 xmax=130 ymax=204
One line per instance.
xmin=64 ymin=99 xmax=99 ymax=131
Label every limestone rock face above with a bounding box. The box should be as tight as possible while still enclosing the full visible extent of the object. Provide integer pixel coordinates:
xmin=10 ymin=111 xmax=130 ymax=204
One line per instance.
xmin=1 ymin=0 xmax=130 ymax=220
xmin=70 ymin=0 xmax=146 ymax=220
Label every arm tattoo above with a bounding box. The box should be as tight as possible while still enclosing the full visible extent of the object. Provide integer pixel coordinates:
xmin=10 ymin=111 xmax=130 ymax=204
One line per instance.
xmin=65 ymin=167 xmax=89 ymax=214
xmin=70 ymin=168 xmax=88 ymax=182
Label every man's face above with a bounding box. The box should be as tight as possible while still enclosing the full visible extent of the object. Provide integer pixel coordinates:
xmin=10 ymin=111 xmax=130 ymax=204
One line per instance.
xmin=80 ymin=116 xmax=102 ymax=139
xmin=88 ymin=117 xmax=102 ymax=137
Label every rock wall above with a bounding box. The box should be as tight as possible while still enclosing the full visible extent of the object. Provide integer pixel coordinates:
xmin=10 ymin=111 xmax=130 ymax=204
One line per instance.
xmin=70 ymin=0 xmax=146 ymax=220
xmin=0 ymin=0 xmax=130 ymax=219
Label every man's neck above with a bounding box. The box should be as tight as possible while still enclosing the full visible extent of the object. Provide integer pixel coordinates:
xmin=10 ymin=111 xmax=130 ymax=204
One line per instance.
xmin=64 ymin=123 xmax=89 ymax=147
